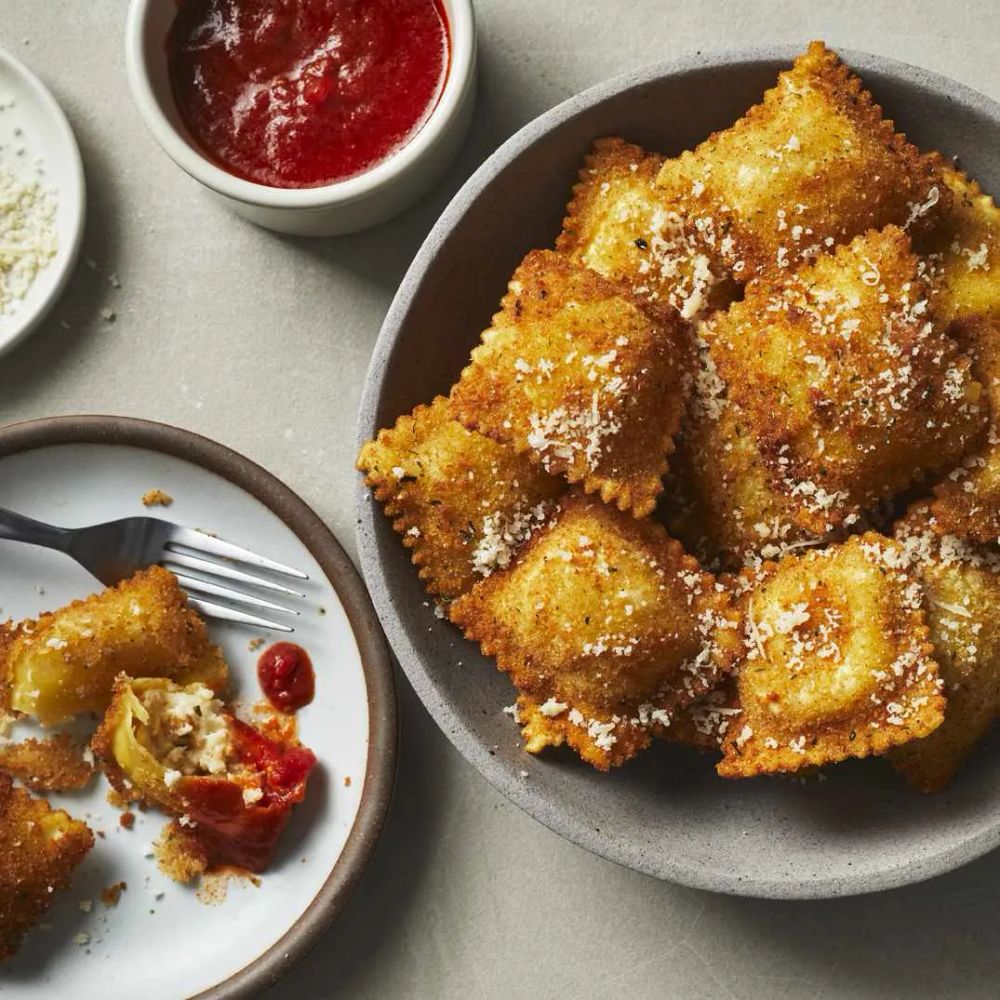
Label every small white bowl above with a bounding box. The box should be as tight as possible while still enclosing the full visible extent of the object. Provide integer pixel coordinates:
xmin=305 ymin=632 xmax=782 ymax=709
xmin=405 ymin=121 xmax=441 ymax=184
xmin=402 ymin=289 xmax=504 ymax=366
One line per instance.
xmin=0 ymin=47 xmax=85 ymax=357
xmin=125 ymin=0 xmax=477 ymax=237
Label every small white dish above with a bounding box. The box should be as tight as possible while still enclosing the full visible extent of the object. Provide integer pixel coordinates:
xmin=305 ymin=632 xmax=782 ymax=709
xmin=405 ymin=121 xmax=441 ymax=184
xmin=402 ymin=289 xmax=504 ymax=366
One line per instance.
xmin=124 ymin=0 xmax=477 ymax=237
xmin=0 ymin=417 xmax=395 ymax=999
xmin=0 ymin=47 xmax=85 ymax=357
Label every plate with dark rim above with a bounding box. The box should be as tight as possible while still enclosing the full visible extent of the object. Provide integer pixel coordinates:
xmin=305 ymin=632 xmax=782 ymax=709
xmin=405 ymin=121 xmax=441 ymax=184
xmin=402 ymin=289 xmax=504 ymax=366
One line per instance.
xmin=356 ymin=45 xmax=1000 ymax=899
xmin=0 ymin=415 xmax=396 ymax=998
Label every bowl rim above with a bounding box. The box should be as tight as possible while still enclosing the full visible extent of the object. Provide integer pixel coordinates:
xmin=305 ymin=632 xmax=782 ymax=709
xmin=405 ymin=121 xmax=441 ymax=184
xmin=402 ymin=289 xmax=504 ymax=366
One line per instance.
xmin=0 ymin=44 xmax=86 ymax=359
xmin=356 ymin=43 xmax=1000 ymax=900
xmin=124 ymin=0 xmax=477 ymax=210
xmin=0 ymin=414 xmax=398 ymax=996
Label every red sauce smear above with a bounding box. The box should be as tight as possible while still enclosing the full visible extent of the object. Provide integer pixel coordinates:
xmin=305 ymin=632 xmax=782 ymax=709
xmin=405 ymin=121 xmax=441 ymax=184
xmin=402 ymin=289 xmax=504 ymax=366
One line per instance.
xmin=258 ymin=642 xmax=315 ymax=713
xmin=167 ymin=0 xmax=451 ymax=188
xmin=180 ymin=718 xmax=316 ymax=872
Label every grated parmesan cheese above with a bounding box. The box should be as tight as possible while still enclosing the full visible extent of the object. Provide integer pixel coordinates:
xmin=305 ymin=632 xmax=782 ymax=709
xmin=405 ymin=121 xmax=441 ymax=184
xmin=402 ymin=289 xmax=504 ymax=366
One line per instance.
xmin=0 ymin=163 xmax=57 ymax=314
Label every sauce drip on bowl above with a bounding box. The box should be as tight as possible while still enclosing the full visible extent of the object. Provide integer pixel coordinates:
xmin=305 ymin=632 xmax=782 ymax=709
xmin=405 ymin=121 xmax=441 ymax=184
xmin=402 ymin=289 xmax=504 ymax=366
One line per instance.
xmin=258 ymin=641 xmax=315 ymax=713
xmin=167 ymin=0 xmax=451 ymax=188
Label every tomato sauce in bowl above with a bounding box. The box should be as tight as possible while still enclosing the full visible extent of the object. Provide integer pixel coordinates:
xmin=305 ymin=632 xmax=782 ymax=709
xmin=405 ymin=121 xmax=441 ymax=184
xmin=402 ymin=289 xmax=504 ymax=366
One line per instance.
xmin=166 ymin=0 xmax=451 ymax=189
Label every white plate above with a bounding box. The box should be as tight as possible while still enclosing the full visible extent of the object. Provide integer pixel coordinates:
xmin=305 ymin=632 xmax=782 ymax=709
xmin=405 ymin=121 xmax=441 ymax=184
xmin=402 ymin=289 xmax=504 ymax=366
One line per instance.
xmin=0 ymin=47 xmax=85 ymax=357
xmin=0 ymin=419 xmax=395 ymax=998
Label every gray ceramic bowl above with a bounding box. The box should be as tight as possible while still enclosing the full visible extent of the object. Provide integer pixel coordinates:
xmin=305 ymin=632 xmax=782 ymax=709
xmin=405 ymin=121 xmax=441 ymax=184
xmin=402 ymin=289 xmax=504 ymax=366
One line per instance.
xmin=356 ymin=46 xmax=1000 ymax=899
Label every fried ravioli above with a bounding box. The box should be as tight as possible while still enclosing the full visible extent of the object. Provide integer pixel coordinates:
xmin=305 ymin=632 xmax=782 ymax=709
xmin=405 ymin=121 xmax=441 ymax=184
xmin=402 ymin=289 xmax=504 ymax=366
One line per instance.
xmin=0 ymin=733 xmax=94 ymax=792
xmin=357 ymin=395 xmax=563 ymax=599
xmin=710 ymin=227 xmax=986 ymax=533
xmin=557 ymin=136 xmax=737 ymax=320
xmin=657 ymin=41 xmax=949 ymax=281
xmin=660 ymin=330 xmax=834 ymax=569
xmin=717 ymin=534 xmax=945 ymax=778
xmin=449 ymin=250 xmax=693 ymax=517
xmin=890 ymin=506 xmax=1000 ymax=791
xmin=449 ymin=494 xmax=740 ymax=769
xmin=2 ymin=567 xmax=229 ymax=726
xmin=931 ymin=315 xmax=1000 ymax=545
xmin=0 ymin=774 xmax=94 ymax=961
xmin=919 ymin=163 xmax=1000 ymax=325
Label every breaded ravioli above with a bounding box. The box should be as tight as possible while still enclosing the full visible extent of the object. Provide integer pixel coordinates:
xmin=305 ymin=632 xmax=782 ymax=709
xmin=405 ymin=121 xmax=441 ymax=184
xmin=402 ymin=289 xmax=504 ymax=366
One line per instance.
xmin=718 ymin=534 xmax=945 ymax=778
xmin=449 ymin=494 xmax=740 ymax=769
xmin=919 ymin=163 xmax=1000 ymax=325
xmin=660 ymin=329 xmax=836 ymax=569
xmin=0 ymin=774 xmax=94 ymax=961
xmin=357 ymin=395 xmax=563 ymax=599
xmin=890 ymin=505 xmax=1000 ymax=791
xmin=557 ymin=136 xmax=737 ymax=321
xmin=0 ymin=733 xmax=94 ymax=792
xmin=449 ymin=250 xmax=693 ymax=517
xmin=1 ymin=566 xmax=229 ymax=726
xmin=710 ymin=227 xmax=986 ymax=534
xmin=931 ymin=316 xmax=1000 ymax=545
xmin=657 ymin=41 xmax=949 ymax=280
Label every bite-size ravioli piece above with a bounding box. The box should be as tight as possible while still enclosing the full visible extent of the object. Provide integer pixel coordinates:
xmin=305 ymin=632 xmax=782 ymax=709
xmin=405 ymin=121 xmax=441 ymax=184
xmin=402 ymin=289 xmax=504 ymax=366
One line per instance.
xmin=660 ymin=330 xmax=836 ymax=570
xmin=557 ymin=136 xmax=737 ymax=321
xmin=449 ymin=250 xmax=693 ymax=518
xmin=0 ymin=774 xmax=93 ymax=961
xmin=657 ymin=41 xmax=949 ymax=280
xmin=1 ymin=567 xmax=228 ymax=726
xmin=93 ymin=676 xmax=316 ymax=875
xmin=931 ymin=316 xmax=1000 ymax=545
xmin=919 ymin=163 xmax=1000 ymax=325
xmin=717 ymin=534 xmax=945 ymax=778
xmin=449 ymin=494 xmax=741 ymax=770
xmin=711 ymin=227 xmax=986 ymax=533
xmin=357 ymin=395 xmax=563 ymax=599
xmin=890 ymin=506 xmax=1000 ymax=791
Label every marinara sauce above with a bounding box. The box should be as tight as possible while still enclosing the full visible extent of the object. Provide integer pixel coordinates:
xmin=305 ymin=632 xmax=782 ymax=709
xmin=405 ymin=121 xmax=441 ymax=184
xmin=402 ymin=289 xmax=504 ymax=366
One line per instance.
xmin=258 ymin=642 xmax=316 ymax=713
xmin=167 ymin=0 xmax=451 ymax=188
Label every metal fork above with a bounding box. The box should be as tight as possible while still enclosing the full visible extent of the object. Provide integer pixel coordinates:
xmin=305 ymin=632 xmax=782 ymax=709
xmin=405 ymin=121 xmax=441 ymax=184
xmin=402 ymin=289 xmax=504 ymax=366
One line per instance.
xmin=0 ymin=507 xmax=308 ymax=633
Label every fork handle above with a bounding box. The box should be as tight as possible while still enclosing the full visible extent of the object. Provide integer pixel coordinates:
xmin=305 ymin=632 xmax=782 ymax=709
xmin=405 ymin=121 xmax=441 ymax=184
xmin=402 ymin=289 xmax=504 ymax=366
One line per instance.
xmin=0 ymin=507 xmax=71 ymax=551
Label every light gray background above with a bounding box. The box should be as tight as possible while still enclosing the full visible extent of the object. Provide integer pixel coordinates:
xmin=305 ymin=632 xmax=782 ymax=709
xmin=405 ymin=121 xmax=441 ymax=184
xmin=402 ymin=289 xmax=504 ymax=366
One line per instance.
xmin=2 ymin=3 xmax=999 ymax=998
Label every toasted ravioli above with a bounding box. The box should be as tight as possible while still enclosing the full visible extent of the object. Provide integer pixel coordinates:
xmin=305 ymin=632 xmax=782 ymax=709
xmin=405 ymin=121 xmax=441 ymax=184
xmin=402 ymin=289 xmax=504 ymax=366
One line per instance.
xmin=661 ymin=331 xmax=835 ymax=569
xmin=657 ymin=42 xmax=948 ymax=280
xmin=920 ymin=164 xmax=1000 ymax=324
xmin=557 ymin=137 xmax=737 ymax=321
xmin=890 ymin=506 xmax=1000 ymax=791
xmin=717 ymin=534 xmax=944 ymax=778
xmin=0 ymin=733 xmax=94 ymax=792
xmin=2 ymin=567 xmax=229 ymax=726
xmin=357 ymin=395 xmax=563 ymax=599
xmin=662 ymin=677 xmax=741 ymax=752
xmin=931 ymin=316 xmax=1000 ymax=545
xmin=711 ymin=227 xmax=985 ymax=532
xmin=449 ymin=250 xmax=693 ymax=517
xmin=450 ymin=494 xmax=740 ymax=769
xmin=0 ymin=774 xmax=93 ymax=961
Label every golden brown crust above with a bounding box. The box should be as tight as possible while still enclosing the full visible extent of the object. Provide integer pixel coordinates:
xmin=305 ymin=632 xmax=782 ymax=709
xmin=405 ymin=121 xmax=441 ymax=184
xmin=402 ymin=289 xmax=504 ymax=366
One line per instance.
xmin=930 ymin=315 xmax=1000 ymax=545
xmin=449 ymin=250 xmax=694 ymax=517
xmin=1 ymin=566 xmax=229 ymax=726
xmin=557 ymin=136 xmax=738 ymax=320
xmin=657 ymin=41 xmax=950 ymax=281
xmin=357 ymin=395 xmax=563 ymax=599
xmin=0 ymin=774 xmax=94 ymax=961
xmin=918 ymin=162 xmax=1000 ymax=325
xmin=717 ymin=534 xmax=945 ymax=778
xmin=890 ymin=504 xmax=1000 ymax=791
xmin=711 ymin=227 xmax=986 ymax=530
xmin=450 ymin=493 xmax=741 ymax=769
xmin=0 ymin=733 xmax=94 ymax=792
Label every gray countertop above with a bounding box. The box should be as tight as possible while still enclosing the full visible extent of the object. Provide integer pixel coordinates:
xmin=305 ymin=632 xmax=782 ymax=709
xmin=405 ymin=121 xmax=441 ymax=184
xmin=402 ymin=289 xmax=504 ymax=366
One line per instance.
xmin=3 ymin=3 xmax=1000 ymax=998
